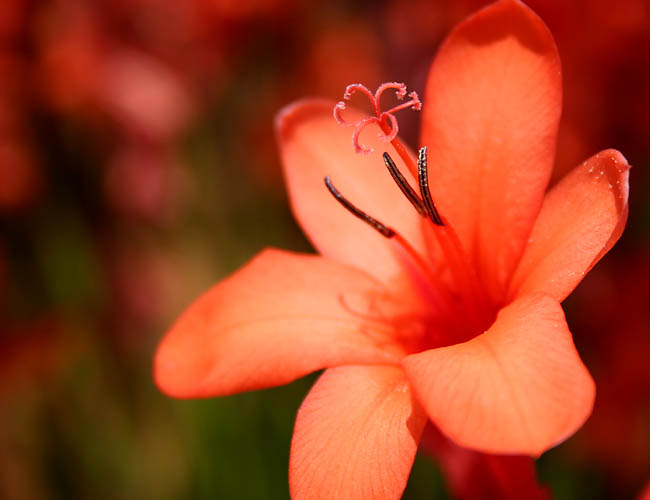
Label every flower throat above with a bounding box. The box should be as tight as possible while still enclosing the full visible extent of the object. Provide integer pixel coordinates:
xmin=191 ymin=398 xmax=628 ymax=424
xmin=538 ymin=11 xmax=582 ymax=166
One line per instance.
xmin=326 ymin=83 xmax=496 ymax=347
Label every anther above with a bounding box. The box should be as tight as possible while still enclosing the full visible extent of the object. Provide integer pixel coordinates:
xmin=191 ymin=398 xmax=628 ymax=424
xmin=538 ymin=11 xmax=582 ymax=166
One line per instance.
xmin=324 ymin=176 xmax=395 ymax=238
xmin=324 ymin=173 xmax=456 ymax=314
xmin=417 ymin=147 xmax=444 ymax=226
xmin=383 ymin=152 xmax=426 ymax=217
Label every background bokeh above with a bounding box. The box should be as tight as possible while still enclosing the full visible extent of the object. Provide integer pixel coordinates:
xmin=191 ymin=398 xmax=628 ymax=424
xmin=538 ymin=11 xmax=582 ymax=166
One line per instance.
xmin=1 ymin=0 xmax=649 ymax=498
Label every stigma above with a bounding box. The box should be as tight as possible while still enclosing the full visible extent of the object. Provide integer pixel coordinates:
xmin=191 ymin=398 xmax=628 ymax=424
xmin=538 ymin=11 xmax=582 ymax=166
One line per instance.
xmin=333 ymin=82 xmax=421 ymax=154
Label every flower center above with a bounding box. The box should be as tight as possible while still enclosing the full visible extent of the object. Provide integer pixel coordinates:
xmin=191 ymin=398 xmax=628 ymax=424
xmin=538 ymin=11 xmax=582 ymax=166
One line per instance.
xmin=326 ymin=82 xmax=497 ymax=350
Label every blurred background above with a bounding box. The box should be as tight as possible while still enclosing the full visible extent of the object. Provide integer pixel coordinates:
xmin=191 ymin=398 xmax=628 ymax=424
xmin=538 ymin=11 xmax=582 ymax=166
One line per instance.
xmin=1 ymin=0 xmax=649 ymax=498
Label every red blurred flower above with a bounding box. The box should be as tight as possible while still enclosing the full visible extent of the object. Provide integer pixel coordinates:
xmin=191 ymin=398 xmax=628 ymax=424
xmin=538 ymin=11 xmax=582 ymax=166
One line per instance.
xmin=567 ymin=252 xmax=650 ymax=488
xmin=640 ymin=481 xmax=650 ymax=500
xmin=36 ymin=0 xmax=106 ymax=115
xmin=0 ymin=19 xmax=43 ymax=212
xmin=104 ymin=144 xmax=191 ymax=222
xmin=0 ymin=317 xmax=63 ymax=399
xmin=99 ymin=49 xmax=193 ymax=141
xmin=107 ymin=241 xmax=186 ymax=349
xmin=0 ymin=142 xmax=42 ymax=211
xmin=155 ymin=1 xmax=629 ymax=497
xmin=0 ymin=0 xmax=27 ymax=42
xmin=421 ymin=424 xmax=548 ymax=500
xmin=299 ymin=22 xmax=384 ymax=99
xmin=205 ymin=0 xmax=295 ymax=21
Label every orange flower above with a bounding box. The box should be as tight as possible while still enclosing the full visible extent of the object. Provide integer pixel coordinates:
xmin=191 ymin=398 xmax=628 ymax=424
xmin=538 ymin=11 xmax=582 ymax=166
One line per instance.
xmin=154 ymin=0 xmax=630 ymax=497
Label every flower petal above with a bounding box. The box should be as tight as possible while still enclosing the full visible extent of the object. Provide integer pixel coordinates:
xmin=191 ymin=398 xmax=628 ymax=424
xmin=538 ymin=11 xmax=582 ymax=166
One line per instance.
xmin=420 ymin=0 xmax=562 ymax=301
xmin=154 ymin=248 xmax=404 ymax=398
xmin=508 ymin=149 xmax=630 ymax=302
xmin=276 ymin=98 xmax=425 ymax=285
xmin=290 ymin=365 xmax=426 ymax=500
xmin=403 ymin=294 xmax=595 ymax=456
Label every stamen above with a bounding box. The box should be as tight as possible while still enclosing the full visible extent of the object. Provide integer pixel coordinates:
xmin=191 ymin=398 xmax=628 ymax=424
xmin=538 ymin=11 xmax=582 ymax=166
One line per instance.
xmin=324 ymin=176 xmax=395 ymax=238
xmin=417 ymin=147 xmax=444 ymax=226
xmin=324 ymin=174 xmax=456 ymax=316
xmin=383 ymin=152 xmax=426 ymax=217
xmin=333 ymin=82 xmax=421 ymax=155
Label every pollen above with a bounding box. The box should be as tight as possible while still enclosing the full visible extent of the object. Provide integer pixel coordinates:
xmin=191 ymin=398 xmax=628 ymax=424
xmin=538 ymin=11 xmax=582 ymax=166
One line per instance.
xmin=333 ymin=82 xmax=421 ymax=154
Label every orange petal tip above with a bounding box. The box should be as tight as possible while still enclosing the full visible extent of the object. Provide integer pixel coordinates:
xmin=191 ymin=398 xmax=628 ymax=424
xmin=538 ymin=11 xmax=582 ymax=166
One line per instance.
xmin=274 ymin=98 xmax=334 ymax=143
